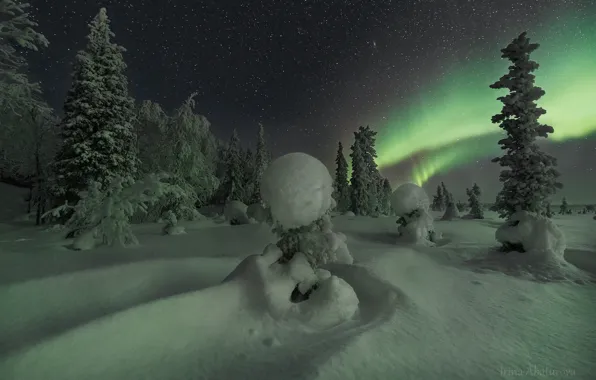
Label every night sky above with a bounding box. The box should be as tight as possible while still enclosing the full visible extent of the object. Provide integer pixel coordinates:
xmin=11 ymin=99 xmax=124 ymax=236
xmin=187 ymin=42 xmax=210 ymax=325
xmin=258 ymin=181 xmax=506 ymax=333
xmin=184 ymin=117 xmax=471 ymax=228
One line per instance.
xmin=28 ymin=0 xmax=596 ymax=203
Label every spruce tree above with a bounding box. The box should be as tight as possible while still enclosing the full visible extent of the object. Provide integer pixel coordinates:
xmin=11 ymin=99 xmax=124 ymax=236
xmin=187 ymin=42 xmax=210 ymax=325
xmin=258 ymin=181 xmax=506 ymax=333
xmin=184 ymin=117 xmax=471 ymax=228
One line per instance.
xmin=333 ymin=142 xmax=350 ymax=212
xmin=349 ymin=133 xmax=368 ymax=215
xmin=379 ymin=178 xmax=392 ymax=215
xmin=358 ymin=126 xmax=381 ymax=215
xmin=242 ymin=148 xmax=255 ymax=203
xmin=467 ymin=183 xmax=484 ymax=219
xmin=490 ymin=32 xmax=562 ymax=219
xmin=0 ymin=0 xmax=49 ymax=113
xmin=252 ymin=123 xmax=269 ymax=202
xmin=559 ymin=197 xmax=569 ymax=215
xmin=53 ymin=8 xmax=138 ymax=204
xmin=545 ymin=202 xmax=553 ymax=218
xmin=431 ymin=185 xmax=444 ymax=211
xmin=222 ymin=129 xmax=244 ymax=201
xmin=440 ymin=182 xmax=451 ymax=209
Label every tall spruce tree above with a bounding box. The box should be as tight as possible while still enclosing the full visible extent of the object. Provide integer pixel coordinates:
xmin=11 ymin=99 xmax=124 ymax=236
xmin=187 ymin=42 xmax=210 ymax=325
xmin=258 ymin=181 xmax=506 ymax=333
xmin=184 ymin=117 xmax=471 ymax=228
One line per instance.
xmin=490 ymin=32 xmax=562 ymax=218
xmin=440 ymin=182 xmax=451 ymax=209
xmin=349 ymin=133 xmax=368 ymax=215
xmin=222 ymin=129 xmax=244 ymax=201
xmin=333 ymin=142 xmax=350 ymax=212
xmin=53 ymin=8 xmax=138 ymax=204
xmin=379 ymin=178 xmax=392 ymax=215
xmin=252 ymin=123 xmax=268 ymax=202
xmin=359 ymin=126 xmax=381 ymax=215
xmin=559 ymin=197 xmax=569 ymax=215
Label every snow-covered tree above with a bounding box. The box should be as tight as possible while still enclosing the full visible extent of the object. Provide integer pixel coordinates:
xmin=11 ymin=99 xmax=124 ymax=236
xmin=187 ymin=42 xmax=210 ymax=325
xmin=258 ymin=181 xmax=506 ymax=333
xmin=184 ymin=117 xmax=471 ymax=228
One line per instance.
xmin=545 ymin=202 xmax=553 ymax=218
xmin=0 ymin=0 xmax=49 ymax=113
xmin=332 ymin=142 xmax=350 ymax=212
xmin=53 ymin=8 xmax=138 ymax=206
xmin=359 ymin=126 xmax=381 ymax=215
xmin=163 ymin=92 xmax=218 ymax=207
xmin=431 ymin=185 xmax=444 ymax=211
xmin=559 ymin=197 xmax=569 ymax=215
xmin=135 ymin=100 xmax=168 ymax=174
xmin=490 ymin=32 xmax=562 ymax=219
xmin=251 ymin=123 xmax=269 ymax=203
xmin=349 ymin=133 xmax=368 ymax=215
xmin=467 ymin=183 xmax=484 ymax=219
xmin=440 ymin=182 xmax=452 ymax=209
xmin=379 ymin=177 xmax=392 ymax=215
xmin=241 ymin=148 xmax=256 ymax=203
xmin=221 ymin=129 xmax=245 ymax=201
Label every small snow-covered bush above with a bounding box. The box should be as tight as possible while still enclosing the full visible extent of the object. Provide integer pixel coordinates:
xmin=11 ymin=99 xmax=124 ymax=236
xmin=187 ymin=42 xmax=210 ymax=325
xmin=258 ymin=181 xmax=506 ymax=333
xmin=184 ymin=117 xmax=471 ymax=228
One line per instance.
xmin=262 ymin=153 xmax=353 ymax=269
xmin=162 ymin=210 xmax=186 ymax=235
xmin=224 ymin=200 xmax=250 ymax=225
xmin=392 ymin=183 xmax=438 ymax=245
xmin=45 ymin=174 xmax=189 ymax=249
xmin=495 ymin=210 xmax=566 ymax=258
xmin=442 ymin=201 xmax=460 ymax=220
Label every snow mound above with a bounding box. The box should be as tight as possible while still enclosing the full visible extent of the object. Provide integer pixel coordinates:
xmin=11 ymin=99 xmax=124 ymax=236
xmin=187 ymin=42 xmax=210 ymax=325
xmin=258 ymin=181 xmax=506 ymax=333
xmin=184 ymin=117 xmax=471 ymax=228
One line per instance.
xmin=162 ymin=225 xmax=186 ymax=235
xmin=390 ymin=183 xmax=430 ymax=216
xmin=261 ymin=152 xmax=333 ymax=229
xmin=224 ymin=200 xmax=250 ymax=225
xmin=343 ymin=211 xmax=355 ymax=217
xmin=246 ymin=203 xmax=269 ymax=223
xmin=224 ymin=244 xmax=358 ymax=328
xmin=441 ymin=202 xmax=460 ymax=220
xmin=495 ymin=211 xmax=566 ymax=258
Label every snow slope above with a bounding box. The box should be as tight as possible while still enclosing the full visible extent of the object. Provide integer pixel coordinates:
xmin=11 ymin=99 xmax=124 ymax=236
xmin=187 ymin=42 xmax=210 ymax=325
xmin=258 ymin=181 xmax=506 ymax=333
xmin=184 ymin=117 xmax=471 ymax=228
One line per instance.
xmin=0 ymin=203 xmax=595 ymax=379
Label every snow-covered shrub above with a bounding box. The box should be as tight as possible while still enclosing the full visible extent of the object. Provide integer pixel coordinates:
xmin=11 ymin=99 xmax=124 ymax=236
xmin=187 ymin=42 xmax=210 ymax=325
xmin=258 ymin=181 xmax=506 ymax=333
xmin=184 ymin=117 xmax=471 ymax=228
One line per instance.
xmin=162 ymin=210 xmax=186 ymax=235
xmin=223 ymin=244 xmax=358 ymax=328
xmin=224 ymin=200 xmax=250 ymax=225
xmin=343 ymin=211 xmax=355 ymax=217
xmin=441 ymin=201 xmax=461 ymax=220
xmin=46 ymin=174 xmax=188 ymax=249
xmin=246 ymin=202 xmax=268 ymax=223
xmin=495 ymin=211 xmax=566 ymax=258
xmin=391 ymin=183 xmax=438 ymax=245
xmin=262 ymin=153 xmax=353 ymax=269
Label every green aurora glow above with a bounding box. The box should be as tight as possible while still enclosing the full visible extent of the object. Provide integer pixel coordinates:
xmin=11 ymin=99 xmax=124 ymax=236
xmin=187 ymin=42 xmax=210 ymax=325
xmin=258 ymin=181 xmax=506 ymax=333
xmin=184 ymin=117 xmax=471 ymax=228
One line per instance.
xmin=373 ymin=13 xmax=596 ymax=185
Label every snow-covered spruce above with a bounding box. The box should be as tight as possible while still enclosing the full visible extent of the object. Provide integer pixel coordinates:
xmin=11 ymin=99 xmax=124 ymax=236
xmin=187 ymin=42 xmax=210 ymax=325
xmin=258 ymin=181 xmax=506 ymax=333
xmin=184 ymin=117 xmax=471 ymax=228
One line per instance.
xmin=45 ymin=174 xmax=188 ymax=250
xmin=441 ymin=200 xmax=460 ymax=220
xmin=391 ymin=183 xmax=439 ymax=245
xmin=246 ymin=202 xmax=270 ymax=224
xmin=261 ymin=152 xmax=354 ymax=269
xmin=162 ymin=210 xmax=186 ymax=236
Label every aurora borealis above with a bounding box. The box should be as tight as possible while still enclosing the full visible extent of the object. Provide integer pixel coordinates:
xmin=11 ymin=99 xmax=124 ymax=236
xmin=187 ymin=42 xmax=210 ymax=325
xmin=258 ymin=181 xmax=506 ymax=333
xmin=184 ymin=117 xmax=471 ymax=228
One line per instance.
xmin=372 ymin=12 xmax=596 ymax=187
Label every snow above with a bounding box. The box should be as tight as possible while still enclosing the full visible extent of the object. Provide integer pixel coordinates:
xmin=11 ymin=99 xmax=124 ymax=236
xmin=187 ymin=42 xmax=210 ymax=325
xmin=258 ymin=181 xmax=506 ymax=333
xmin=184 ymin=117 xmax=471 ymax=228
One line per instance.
xmin=246 ymin=203 xmax=268 ymax=223
xmin=261 ymin=152 xmax=333 ymax=229
xmin=224 ymin=200 xmax=250 ymax=225
xmin=496 ymin=211 xmax=566 ymax=257
xmin=0 ymin=182 xmax=595 ymax=380
xmin=390 ymin=182 xmax=430 ymax=216
xmin=441 ymin=202 xmax=461 ymax=220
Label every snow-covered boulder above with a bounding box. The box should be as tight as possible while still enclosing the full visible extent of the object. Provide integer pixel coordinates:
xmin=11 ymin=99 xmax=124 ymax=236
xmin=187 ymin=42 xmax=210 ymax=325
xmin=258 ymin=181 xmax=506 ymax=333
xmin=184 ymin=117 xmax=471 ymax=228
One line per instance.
xmin=441 ymin=201 xmax=461 ymax=220
xmin=223 ymin=244 xmax=358 ymax=329
xmin=261 ymin=152 xmax=333 ymax=230
xmin=390 ymin=183 xmax=430 ymax=217
xmin=224 ymin=200 xmax=250 ymax=225
xmin=495 ymin=211 xmax=566 ymax=258
xmin=246 ymin=203 xmax=269 ymax=223
xmin=343 ymin=211 xmax=355 ymax=217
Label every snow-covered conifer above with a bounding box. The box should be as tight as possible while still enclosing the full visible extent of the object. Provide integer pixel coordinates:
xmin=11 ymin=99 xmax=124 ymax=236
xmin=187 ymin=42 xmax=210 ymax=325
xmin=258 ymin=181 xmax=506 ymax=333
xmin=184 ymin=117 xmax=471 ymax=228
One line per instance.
xmin=490 ymin=32 xmax=562 ymax=218
xmin=333 ymin=142 xmax=350 ymax=212
xmin=545 ymin=202 xmax=553 ymax=218
xmin=53 ymin=8 xmax=138 ymax=205
xmin=135 ymin=100 xmax=168 ymax=174
xmin=467 ymin=183 xmax=484 ymax=219
xmin=0 ymin=0 xmax=49 ymax=113
xmin=252 ymin=123 xmax=269 ymax=202
xmin=379 ymin=178 xmax=392 ymax=215
xmin=431 ymin=185 xmax=444 ymax=211
xmin=559 ymin=197 xmax=569 ymax=215
xmin=349 ymin=133 xmax=368 ymax=215
xmin=221 ymin=129 xmax=245 ymax=201
xmin=241 ymin=148 xmax=256 ymax=203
